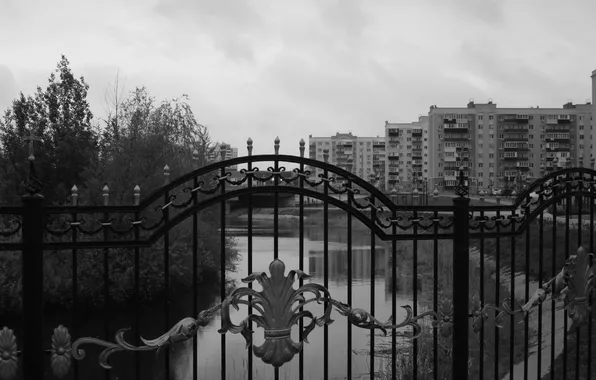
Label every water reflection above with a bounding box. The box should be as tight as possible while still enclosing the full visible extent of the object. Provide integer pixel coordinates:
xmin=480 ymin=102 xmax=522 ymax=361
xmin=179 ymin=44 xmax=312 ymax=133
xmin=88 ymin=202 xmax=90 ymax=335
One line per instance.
xmin=174 ymin=224 xmax=422 ymax=380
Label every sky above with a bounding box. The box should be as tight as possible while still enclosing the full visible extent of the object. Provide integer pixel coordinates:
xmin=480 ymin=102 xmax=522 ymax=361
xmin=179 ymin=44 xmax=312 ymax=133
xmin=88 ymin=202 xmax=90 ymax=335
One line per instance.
xmin=1 ymin=0 xmax=595 ymax=160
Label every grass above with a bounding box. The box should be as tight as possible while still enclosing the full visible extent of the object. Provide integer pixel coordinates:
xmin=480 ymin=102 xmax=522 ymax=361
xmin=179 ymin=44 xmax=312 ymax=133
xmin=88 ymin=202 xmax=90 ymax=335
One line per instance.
xmin=365 ymin=240 xmax=531 ymax=379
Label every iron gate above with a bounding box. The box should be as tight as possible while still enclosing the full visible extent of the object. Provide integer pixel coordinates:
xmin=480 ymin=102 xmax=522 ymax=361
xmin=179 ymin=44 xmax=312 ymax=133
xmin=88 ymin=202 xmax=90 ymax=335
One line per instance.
xmin=0 ymin=138 xmax=594 ymax=379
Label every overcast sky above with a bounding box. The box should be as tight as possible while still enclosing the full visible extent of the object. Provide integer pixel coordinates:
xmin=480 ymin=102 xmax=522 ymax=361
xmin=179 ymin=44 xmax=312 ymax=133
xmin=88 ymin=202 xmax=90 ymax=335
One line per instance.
xmin=1 ymin=0 xmax=595 ymax=158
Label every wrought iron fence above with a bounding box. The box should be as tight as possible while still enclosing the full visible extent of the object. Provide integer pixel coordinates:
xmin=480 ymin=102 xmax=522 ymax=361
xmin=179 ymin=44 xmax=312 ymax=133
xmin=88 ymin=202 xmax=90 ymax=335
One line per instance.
xmin=0 ymin=138 xmax=595 ymax=379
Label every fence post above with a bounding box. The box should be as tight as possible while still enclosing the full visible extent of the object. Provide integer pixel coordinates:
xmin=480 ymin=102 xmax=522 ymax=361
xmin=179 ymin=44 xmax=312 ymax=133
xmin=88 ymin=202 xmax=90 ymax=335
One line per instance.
xmin=21 ymin=156 xmax=45 ymax=379
xmin=452 ymin=169 xmax=470 ymax=379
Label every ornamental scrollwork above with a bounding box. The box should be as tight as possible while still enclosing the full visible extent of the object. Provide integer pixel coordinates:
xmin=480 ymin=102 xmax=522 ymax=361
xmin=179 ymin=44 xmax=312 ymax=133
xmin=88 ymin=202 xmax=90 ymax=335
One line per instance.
xmin=68 ymin=303 xmax=221 ymax=369
xmin=20 ymin=258 xmax=446 ymax=375
xmin=470 ymin=246 xmax=594 ymax=333
xmin=218 ymin=259 xmax=440 ymax=368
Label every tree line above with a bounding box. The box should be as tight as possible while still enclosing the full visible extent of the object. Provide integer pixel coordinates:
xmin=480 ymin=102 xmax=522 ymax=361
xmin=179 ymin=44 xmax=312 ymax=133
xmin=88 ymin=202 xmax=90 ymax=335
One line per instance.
xmin=0 ymin=56 xmax=238 ymax=313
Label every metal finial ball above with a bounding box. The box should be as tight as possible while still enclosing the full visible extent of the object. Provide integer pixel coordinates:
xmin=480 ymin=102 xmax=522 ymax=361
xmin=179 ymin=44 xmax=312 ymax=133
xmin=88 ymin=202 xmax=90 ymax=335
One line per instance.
xmin=299 ymin=138 xmax=305 ymax=146
xmin=247 ymin=138 xmax=253 ymax=146
xmin=274 ymin=136 xmax=280 ymax=144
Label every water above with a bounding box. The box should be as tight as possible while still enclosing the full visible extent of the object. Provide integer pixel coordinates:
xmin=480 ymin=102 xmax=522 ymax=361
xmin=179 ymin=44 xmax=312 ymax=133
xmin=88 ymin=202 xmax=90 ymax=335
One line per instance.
xmin=172 ymin=222 xmax=420 ymax=380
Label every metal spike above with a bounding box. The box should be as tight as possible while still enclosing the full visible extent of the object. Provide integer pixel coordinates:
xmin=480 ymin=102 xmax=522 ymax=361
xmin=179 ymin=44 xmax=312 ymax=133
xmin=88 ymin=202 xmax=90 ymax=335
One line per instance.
xmin=102 ymin=185 xmax=110 ymax=206
xmin=299 ymin=139 xmax=305 ymax=158
xmin=220 ymin=143 xmax=227 ymax=161
xmin=274 ymin=137 xmax=280 ymax=155
xmin=164 ymin=165 xmax=170 ymax=184
xmin=134 ymin=185 xmax=141 ymax=206
xmin=71 ymin=185 xmax=78 ymax=206
xmin=247 ymin=138 xmax=253 ymax=156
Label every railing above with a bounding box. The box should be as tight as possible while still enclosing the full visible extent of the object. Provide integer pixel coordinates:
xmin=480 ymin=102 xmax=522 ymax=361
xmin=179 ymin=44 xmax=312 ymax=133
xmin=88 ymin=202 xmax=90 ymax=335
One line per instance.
xmin=0 ymin=139 xmax=595 ymax=379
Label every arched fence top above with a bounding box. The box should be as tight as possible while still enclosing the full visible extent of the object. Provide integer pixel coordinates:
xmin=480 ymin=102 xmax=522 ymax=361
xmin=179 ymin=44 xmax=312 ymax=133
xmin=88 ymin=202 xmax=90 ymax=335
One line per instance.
xmin=136 ymin=154 xmax=399 ymax=212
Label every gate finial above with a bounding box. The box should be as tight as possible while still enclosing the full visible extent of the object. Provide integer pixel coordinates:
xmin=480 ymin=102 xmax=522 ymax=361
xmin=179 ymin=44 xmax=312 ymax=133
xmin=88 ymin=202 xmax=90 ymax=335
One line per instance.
xmin=454 ymin=166 xmax=468 ymax=197
xmin=22 ymin=132 xmax=43 ymax=196
xmin=247 ymin=138 xmax=253 ymax=156
xmin=71 ymin=185 xmax=78 ymax=206
xmin=102 ymin=185 xmax=110 ymax=206
xmin=192 ymin=149 xmax=200 ymax=169
xmin=299 ymin=139 xmax=305 ymax=157
xmin=133 ymin=185 xmax=141 ymax=206
xmin=220 ymin=143 xmax=228 ymax=161
xmin=274 ymin=137 xmax=280 ymax=155
xmin=164 ymin=165 xmax=170 ymax=185
xmin=323 ymin=148 xmax=329 ymax=163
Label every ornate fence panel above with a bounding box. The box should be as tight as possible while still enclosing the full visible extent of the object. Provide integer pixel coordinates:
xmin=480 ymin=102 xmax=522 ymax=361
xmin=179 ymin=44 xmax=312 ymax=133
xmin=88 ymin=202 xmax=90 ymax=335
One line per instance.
xmin=0 ymin=139 xmax=595 ymax=380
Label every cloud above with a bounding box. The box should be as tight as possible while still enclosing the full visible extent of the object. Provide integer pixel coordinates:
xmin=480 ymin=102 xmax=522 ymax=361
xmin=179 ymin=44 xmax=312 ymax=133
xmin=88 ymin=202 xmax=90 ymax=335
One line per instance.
xmin=0 ymin=0 xmax=595 ymax=159
xmin=153 ymin=0 xmax=267 ymax=63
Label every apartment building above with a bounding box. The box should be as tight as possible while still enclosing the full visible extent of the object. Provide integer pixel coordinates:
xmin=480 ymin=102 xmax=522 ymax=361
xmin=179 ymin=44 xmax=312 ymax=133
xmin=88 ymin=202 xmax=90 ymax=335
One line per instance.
xmin=427 ymin=99 xmax=594 ymax=192
xmin=308 ymin=132 xmax=387 ymax=190
xmin=385 ymin=116 xmax=430 ymax=190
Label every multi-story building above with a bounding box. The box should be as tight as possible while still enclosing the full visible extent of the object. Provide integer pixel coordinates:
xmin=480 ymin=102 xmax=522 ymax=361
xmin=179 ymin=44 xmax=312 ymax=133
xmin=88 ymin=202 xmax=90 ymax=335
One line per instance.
xmin=385 ymin=116 xmax=430 ymax=191
xmin=308 ymin=132 xmax=387 ymax=190
xmin=427 ymin=98 xmax=594 ymax=193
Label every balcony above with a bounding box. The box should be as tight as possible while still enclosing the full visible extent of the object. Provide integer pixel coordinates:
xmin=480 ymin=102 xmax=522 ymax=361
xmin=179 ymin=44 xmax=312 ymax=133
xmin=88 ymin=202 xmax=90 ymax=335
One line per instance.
xmin=444 ymin=126 xmax=468 ymax=133
xmin=503 ymin=135 xmax=528 ymax=141
xmin=444 ymin=135 xmax=470 ymax=141
xmin=502 ymin=125 xmax=529 ymax=133
xmin=502 ymin=115 xmax=529 ymax=123
xmin=388 ymin=156 xmax=400 ymax=160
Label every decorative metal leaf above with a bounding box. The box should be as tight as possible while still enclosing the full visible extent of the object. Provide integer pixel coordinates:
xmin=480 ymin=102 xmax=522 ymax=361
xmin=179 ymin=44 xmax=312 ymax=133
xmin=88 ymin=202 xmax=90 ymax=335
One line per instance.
xmin=50 ymin=325 xmax=72 ymax=378
xmin=0 ymin=327 xmax=17 ymax=380
xmin=563 ymin=247 xmax=594 ymax=329
xmin=218 ymin=259 xmax=332 ymax=367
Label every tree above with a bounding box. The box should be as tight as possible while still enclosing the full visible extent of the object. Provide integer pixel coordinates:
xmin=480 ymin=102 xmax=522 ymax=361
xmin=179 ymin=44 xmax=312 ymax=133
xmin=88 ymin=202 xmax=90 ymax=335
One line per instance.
xmin=84 ymin=86 xmax=216 ymax=204
xmin=0 ymin=55 xmax=98 ymax=204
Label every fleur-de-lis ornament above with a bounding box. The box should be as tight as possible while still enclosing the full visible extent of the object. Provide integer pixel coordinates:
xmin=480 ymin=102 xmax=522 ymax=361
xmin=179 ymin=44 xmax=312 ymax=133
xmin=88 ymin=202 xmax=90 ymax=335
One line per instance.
xmin=218 ymin=259 xmax=334 ymax=367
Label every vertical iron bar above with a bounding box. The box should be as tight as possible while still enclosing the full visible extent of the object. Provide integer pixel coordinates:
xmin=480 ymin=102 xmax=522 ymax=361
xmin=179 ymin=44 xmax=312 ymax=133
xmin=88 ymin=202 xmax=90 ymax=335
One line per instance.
xmin=412 ymin=210 xmax=418 ymax=380
xmin=103 ymin=209 xmax=110 ymax=380
xmin=495 ymin=208 xmax=501 ymax=380
xmin=510 ymin=209 xmax=516 ymax=379
xmin=433 ymin=210 xmax=439 ymax=380
xmin=134 ymin=211 xmax=141 ymax=380
xmin=164 ymin=191 xmax=171 ymax=380
xmin=550 ymin=195 xmax=558 ymax=380
xmin=589 ymin=175 xmax=594 ymax=380
xmin=192 ymin=177 xmax=199 ymax=380
xmin=274 ymin=161 xmax=280 ymax=380
xmin=369 ymin=196 xmax=376 ymax=380
xmin=538 ymin=210 xmax=544 ymax=380
xmin=21 ymin=193 xmax=45 ymax=380
xmin=72 ymin=208 xmax=79 ymax=379
xmin=347 ymin=182 xmax=353 ymax=380
xmin=524 ymin=211 xmax=530 ymax=380
xmin=220 ymin=167 xmax=226 ymax=380
xmin=248 ymin=161 xmax=254 ymax=380
xmin=563 ymin=182 xmax=570 ymax=380
xmin=392 ymin=209 xmax=397 ymax=380
xmin=576 ymin=178 xmax=582 ymax=380
xmin=479 ymin=210 xmax=485 ymax=379
xmin=323 ymin=169 xmax=329 ymax=380
xmin=299 ymin=163 xmax=305 ymax=380
xmin=452 ymin=194 xmax=470 ymax=380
